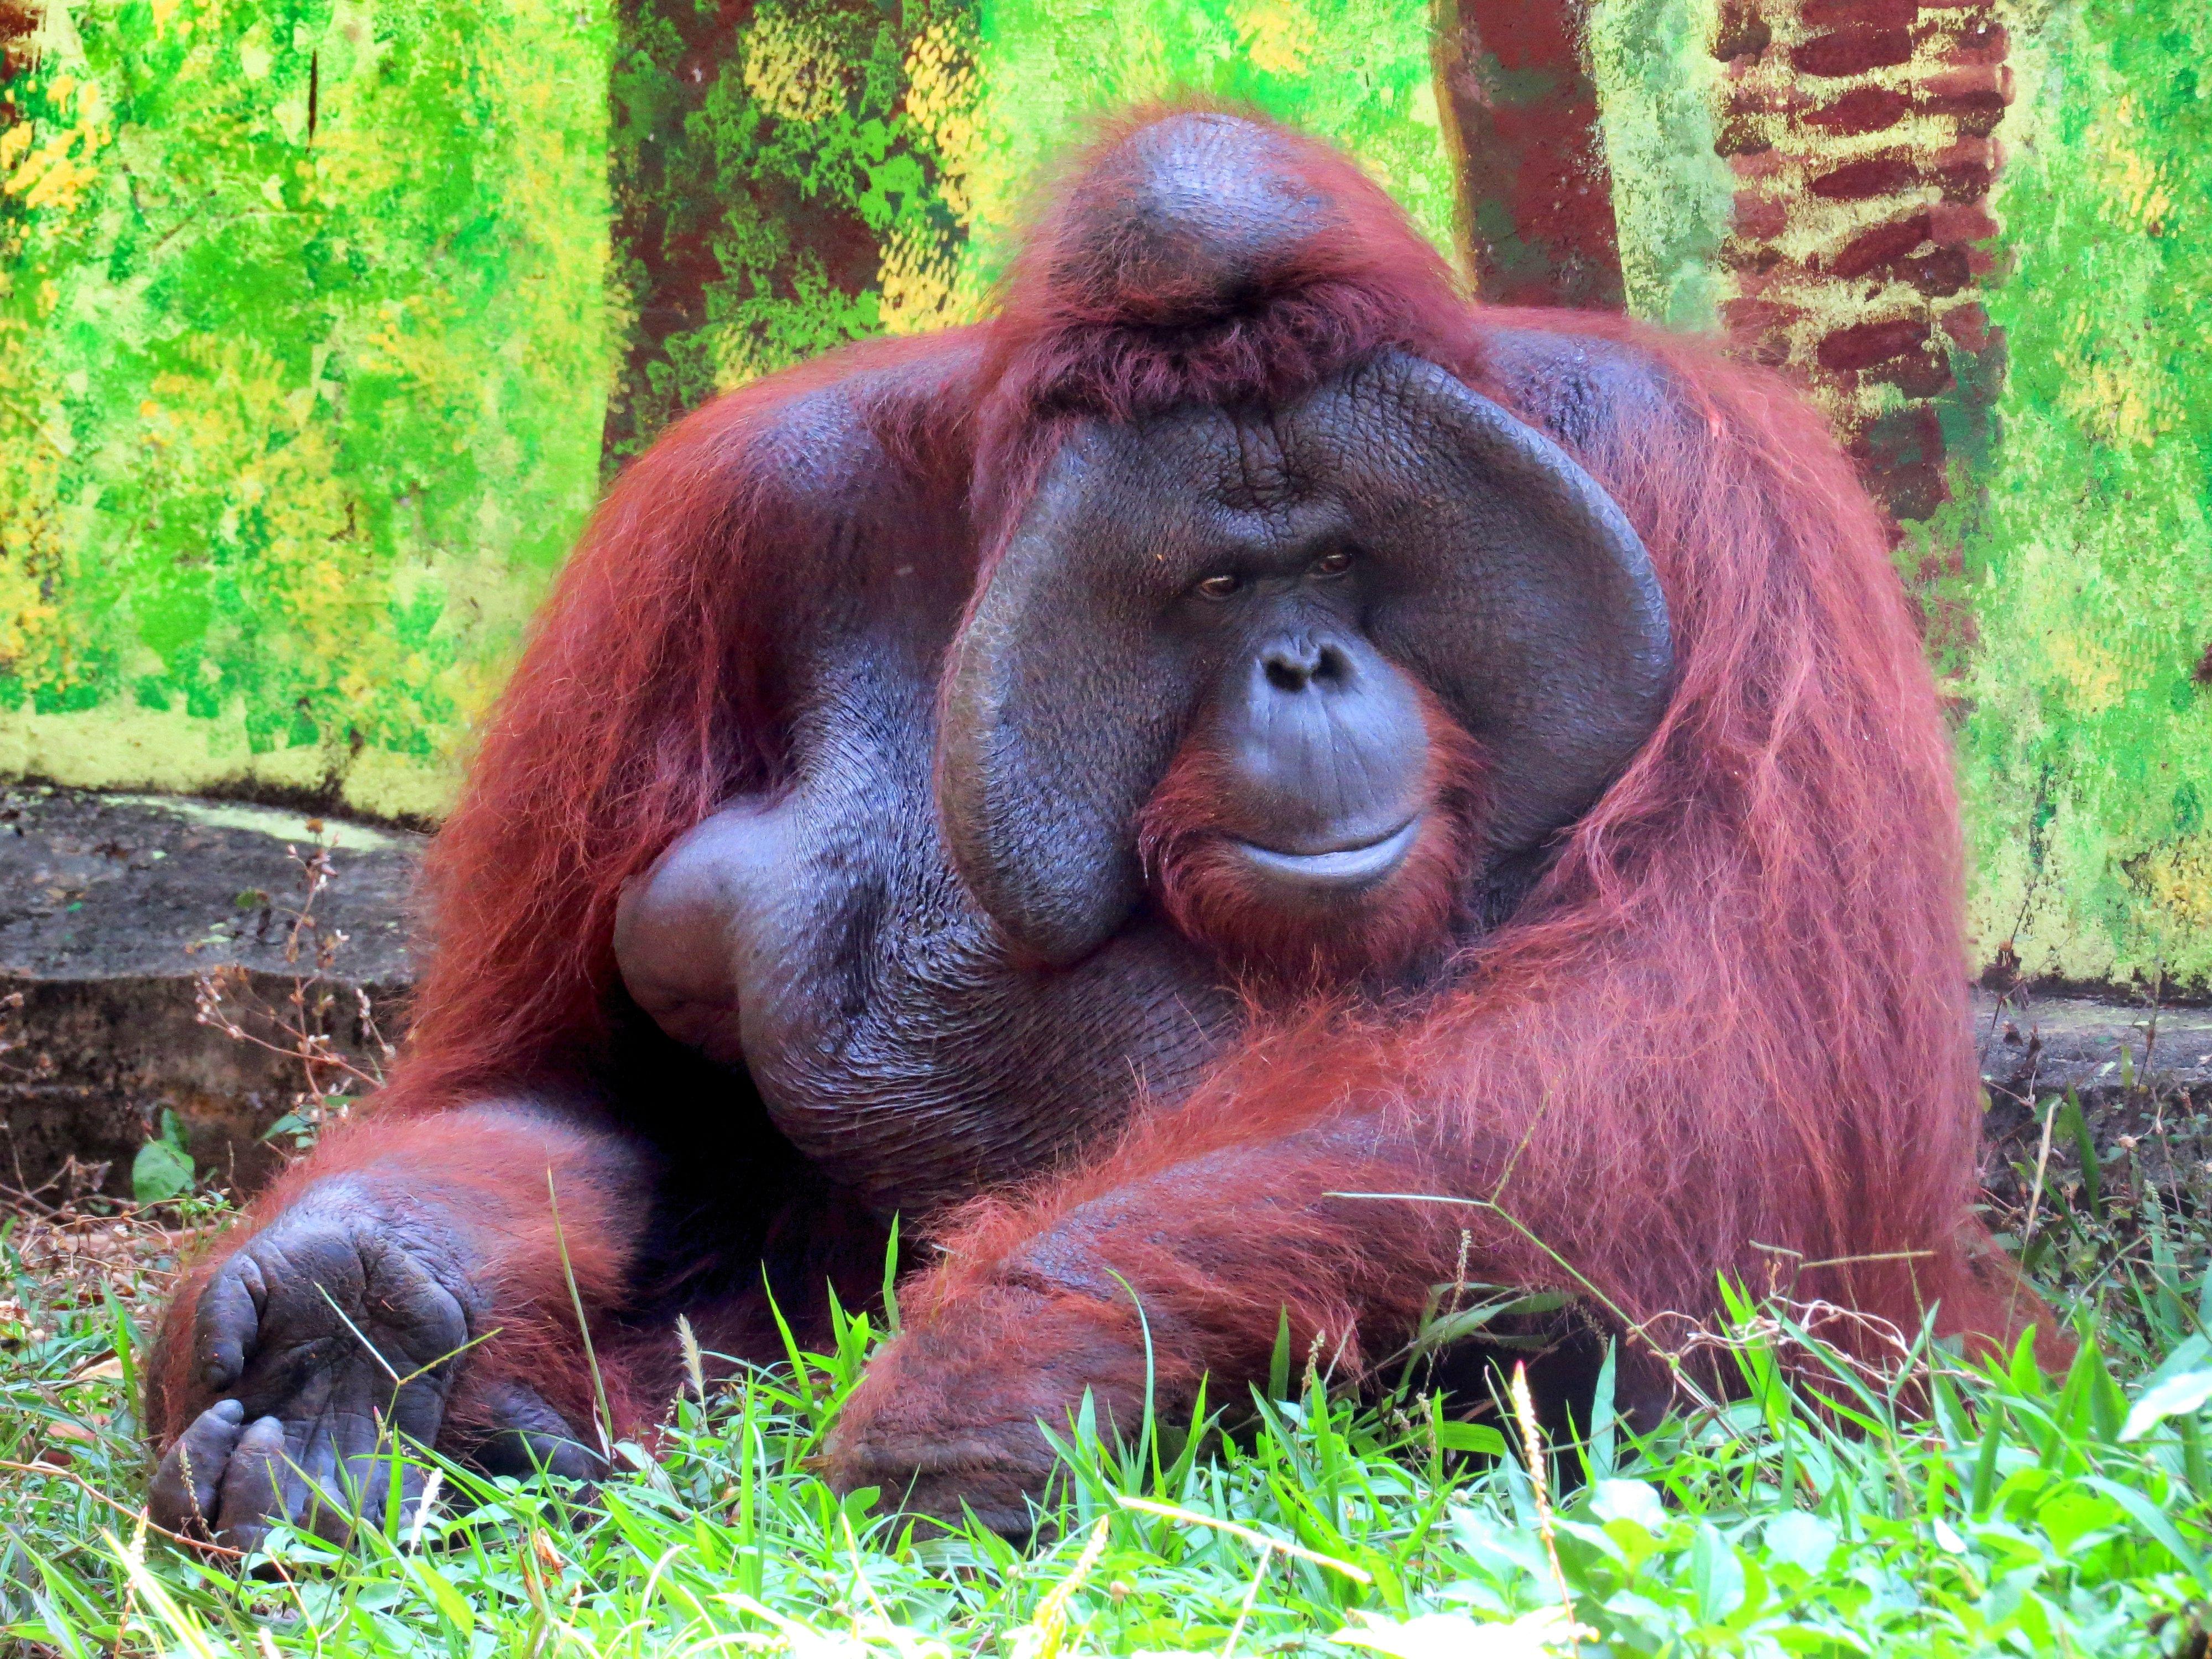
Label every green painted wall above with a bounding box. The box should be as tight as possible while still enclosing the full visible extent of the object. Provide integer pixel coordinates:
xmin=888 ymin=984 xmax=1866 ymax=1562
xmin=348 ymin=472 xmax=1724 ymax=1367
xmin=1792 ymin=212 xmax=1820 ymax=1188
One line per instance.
xmin=603 ymin=1 xmax=978 ymax=470
xmin=1585 ymin=0 xmax=1729 ymax=333
xmin=2 ymin=0 xmax=2208 ymax=985
xmin=1590 ymin=0 xmax=2212 ymax=990
xmin=961 ymin=0 xmax=1457 ymax=290
xmin=0 ymin=0 xmax=613 ymax=821
xmin=0 ymin=0 xmax=1449 ymax=821
xmin=1953 ymin=0 xmax=2212 ymax=989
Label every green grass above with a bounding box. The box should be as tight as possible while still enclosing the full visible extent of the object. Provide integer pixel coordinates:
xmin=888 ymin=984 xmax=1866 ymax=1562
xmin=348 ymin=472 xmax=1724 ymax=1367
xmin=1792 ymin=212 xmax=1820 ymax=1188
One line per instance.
xmin=4 ymin=1176 xmax=2212 ymax=1659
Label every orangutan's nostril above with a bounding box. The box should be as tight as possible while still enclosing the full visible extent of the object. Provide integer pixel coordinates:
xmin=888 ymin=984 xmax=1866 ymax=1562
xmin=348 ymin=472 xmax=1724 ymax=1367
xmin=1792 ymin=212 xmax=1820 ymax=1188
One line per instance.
xmin=1261 ymin=638 xmax=1332 ymax=693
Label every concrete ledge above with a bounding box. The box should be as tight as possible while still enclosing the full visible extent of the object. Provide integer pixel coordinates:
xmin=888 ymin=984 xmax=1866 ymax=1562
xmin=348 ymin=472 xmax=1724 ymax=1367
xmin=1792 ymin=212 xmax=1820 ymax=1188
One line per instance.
xmin=3 ymin=785 xmax=2205 ymax=1198
xmin=0 ymin=785 xmax=419 ymax=1193
xmin=1973 ymin=987 xmax=2212 ymax=1202
xmin=1974 ymin=989 xmax=2212 ymax=1110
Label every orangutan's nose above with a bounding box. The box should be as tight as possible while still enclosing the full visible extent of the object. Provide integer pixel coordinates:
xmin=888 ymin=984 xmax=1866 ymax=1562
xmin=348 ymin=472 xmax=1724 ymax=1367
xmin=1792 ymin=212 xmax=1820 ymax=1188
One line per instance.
xmin=1260 ymin=637 xmax=1349 ymax=695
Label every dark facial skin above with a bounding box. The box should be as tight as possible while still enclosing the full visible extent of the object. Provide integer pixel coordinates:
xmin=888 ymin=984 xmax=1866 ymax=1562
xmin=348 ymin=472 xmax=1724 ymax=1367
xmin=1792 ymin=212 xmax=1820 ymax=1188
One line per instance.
xmin=1175 ymin=554 xmax=1434 ymax=905
xmin=618 ymin=478 xmax=1451 ymax=1217
xmin=611 ymin=366 xmax=1243 ymax=1220
xmin=940 ymin=351 xmax=1671 ymax=969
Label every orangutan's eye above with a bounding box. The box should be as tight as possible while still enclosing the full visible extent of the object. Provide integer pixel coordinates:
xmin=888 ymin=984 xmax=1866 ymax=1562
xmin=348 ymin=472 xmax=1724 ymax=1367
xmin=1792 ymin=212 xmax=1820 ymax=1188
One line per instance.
xmin=1195 ymin=572 xmax=1241 ymax=599
xmin=1310 ymin=550 xmax=1353 ymax=578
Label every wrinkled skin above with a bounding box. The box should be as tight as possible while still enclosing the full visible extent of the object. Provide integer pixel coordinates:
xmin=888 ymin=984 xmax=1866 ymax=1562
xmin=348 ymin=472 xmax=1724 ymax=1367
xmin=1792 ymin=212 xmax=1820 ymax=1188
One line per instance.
xmin=618 ymin=347 xmax=1667 ymax=1215
xmin=148 ymin=1186 xmax=601 ymax=1549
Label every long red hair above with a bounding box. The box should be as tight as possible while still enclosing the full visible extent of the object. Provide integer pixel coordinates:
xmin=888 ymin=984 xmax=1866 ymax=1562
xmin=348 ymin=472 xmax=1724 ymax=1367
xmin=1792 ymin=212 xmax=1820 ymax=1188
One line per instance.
xmin=393 ymin=102 xmax=2039 ymax=1370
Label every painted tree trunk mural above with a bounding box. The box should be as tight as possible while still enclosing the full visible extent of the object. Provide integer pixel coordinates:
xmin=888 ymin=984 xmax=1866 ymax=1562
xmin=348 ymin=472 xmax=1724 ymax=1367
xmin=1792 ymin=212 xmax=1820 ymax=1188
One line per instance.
xmin=603 ymin=0 xmax=978 ymax=468
xmin=0 ymin=0 xmax=2206 ymax=988
xmin=0 ymin=5 xmax=32 ymax=105
xmin=1432 ymin=0 xmax=1625 ymax=311
xmin=1439 ymin=0 xmax=2007 ymax=541
xmin=1710 ymin=0 xmax=2010 ymax=555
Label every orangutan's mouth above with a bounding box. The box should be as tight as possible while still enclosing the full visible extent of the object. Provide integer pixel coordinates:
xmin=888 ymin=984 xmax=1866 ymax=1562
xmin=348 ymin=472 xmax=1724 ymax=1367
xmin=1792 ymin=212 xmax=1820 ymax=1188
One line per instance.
xmin=1230 ymin=817 xmax=1421 ymax=893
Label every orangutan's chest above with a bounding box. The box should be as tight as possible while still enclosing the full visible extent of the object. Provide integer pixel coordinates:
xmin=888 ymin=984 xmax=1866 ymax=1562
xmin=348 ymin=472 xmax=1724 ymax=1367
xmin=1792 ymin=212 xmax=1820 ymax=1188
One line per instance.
xmin=613 ymin=670 xmax=1237 ymax=1217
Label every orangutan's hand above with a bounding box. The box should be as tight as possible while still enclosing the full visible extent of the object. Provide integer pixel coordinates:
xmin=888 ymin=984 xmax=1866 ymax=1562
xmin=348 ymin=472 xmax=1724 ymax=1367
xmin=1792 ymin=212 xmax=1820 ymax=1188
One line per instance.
xmin=821 ymin=1282 xmax=1164 ymax=1537
xmin=146 ymin=1190 xmax=477 ymax=1551
xmin=146 ymin=1187 xmax=596 ymax=1553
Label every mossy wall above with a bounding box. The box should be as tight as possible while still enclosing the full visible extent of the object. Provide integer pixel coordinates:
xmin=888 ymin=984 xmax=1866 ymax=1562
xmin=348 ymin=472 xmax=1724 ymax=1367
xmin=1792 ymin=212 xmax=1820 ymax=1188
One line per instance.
xmin=2 ymin=0 xmax=2207 ymax=984
xmin=0 ymin=0 xmax=613 ymax=821
xmin=1953 ymin=0 xmax=2212 ymax=989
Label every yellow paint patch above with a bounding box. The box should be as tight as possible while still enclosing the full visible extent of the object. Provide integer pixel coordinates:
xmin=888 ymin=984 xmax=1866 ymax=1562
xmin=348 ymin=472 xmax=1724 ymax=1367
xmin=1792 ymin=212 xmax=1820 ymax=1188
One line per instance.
xmin=740 ymin=6 xmax=854 ymax=127
xmin=2126 ymin=837 xmax=2212 ymax=937
xmin=1232 ymin=1 xmax=1319 ymax=76
xmin=2086 ymin=95 xmax=2175 ymax=232
xmin=0 ymin=702 xmax=457 ymax=823
xmin=2036 ymin=623 xmax=2132 ymax=717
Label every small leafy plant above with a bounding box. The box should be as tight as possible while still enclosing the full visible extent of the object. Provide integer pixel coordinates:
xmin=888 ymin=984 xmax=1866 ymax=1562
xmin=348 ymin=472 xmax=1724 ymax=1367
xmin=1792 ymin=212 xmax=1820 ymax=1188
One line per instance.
xmin=127 ymin=1112 xmax=194 ymax=1208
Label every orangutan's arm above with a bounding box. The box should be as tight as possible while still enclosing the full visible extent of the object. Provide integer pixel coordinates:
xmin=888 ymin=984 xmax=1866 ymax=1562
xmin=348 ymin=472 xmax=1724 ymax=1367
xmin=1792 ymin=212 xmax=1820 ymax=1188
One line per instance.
xmin=145 ymin=1098 xmax=652 ymax=1550
xmin=823 ymin=1110 xmax=1463 ymax=1534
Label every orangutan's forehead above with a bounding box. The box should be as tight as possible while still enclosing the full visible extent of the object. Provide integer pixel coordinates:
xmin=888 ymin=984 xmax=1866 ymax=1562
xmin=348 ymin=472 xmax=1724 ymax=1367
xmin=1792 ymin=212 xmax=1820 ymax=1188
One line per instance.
xmin=1026 ymin=372 xmax=1464 ymax=585
xmin=1117 ymin=379 xmax=1413 ymax=515
xmin=1101 ymin=404 xmax=1303 ymax=512
xmin=1219 ymin=415 xmax=1301 ymax=512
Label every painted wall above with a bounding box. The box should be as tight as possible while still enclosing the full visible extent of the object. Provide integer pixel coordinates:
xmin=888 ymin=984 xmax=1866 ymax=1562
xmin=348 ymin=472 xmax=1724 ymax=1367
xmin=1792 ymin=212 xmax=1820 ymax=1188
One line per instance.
xmin=963 ymin=0 xmax=1457 ymax=289
xmin=2 ymin=0 xmax=2207 ymax=985
xmin=1583 ymin=0 xmax=2212 ymax=990
xmin=0 ymin=0 xmax=1449 ymax=820
xmin=1953 ymin=0 xmax=2212 ymax=989
xmin=0 ymin=0 xmax=613 ymax=822
xmin=601 ymin=0 xmax=978 ymax=469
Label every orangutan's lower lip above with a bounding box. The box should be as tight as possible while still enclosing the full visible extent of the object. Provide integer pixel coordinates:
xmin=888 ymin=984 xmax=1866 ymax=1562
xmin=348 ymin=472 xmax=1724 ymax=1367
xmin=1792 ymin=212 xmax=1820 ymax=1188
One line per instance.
xmin=1231 ymin=818 xmax=1421 ymax=891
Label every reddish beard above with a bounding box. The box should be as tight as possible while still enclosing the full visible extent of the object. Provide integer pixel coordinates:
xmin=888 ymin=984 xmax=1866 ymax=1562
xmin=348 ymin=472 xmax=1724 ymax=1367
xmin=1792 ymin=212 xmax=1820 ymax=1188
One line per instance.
xmin=1135 ymin=690 xmax=1489 ymax=984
